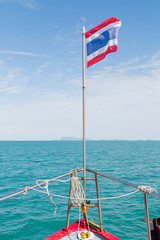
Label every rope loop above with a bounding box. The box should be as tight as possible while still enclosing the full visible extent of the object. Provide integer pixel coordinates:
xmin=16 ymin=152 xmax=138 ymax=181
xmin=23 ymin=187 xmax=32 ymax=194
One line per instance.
xmin=35 ymin=179 xmax=57 ymax=216
xmin=36 ymin=179 xmax=49 ymax=188
xmin=43 ymin=180 xmax=49 ymax=187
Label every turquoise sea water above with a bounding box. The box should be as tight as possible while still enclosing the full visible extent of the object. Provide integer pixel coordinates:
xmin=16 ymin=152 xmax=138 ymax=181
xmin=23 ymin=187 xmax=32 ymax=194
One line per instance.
xmin=0 ymin=141 xmax=160 ymax=240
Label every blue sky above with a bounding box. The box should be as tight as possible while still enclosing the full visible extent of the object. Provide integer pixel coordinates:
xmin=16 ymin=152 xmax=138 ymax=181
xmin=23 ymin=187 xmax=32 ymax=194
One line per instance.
xmin=0 ymin=0 xmax=160 ymax=140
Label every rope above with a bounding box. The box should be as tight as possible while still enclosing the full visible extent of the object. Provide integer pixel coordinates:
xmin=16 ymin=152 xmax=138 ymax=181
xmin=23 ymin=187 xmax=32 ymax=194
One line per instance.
xmin=138 ymin=185 xmax=157 ymax=194
xmin=26 ymin=177 xmax=158 ymax=223
xmin=28 ymin=179 xmax=141 ymax=202
xmin=32 ymin=188 xmax=139 ymax=201
xmin=69 ymin=176 xmax=90 ymax=234
xmin=71 ymin=177 xmax=84 ymax=206
xmin=24 ymin=178 xmax=158 ymax=203
xmin=34 ymin=180 xmax=57 ymax=216
xmin=53 ymin=178 xmax=72 ymax=183
xmin=89 ymin=189 xmax=139 ymax=200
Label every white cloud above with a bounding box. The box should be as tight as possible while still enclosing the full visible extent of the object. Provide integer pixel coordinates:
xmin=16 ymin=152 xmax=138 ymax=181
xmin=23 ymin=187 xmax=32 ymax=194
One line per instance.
xmin=0 ymin=0 xmax=41 ymax=10
xmin=80 ymin=17 xmax=87 ymax=22
xmin=82 ymin=51 xmax=160 ymax=140
xmin=0 ymin=50 xmax=50 ymax=58
xmin=0 ymin=59 xmax=28 ymax=95
xmin=53 ymin=32 xmax=64 ymax=45
xmin=0 ymin=51 xmax=160 ymax=140
xmin=19 ymin=0 xmax=41 ymax=9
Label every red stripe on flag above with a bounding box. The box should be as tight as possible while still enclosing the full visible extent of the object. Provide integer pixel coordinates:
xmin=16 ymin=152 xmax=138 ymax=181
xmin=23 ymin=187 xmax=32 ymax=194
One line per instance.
xmin=85 ymin=17 xmax=120 ymax=39
xmin=87 ymin=45 xmax=118 ymax=67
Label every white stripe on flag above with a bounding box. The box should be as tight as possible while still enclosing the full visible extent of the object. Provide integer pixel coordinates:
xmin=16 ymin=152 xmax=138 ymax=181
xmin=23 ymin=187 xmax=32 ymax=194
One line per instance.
xmin=85 ymin=21 xmax=121 ymax=44
xmin=87 ymin=39 xmax=118 ymax=62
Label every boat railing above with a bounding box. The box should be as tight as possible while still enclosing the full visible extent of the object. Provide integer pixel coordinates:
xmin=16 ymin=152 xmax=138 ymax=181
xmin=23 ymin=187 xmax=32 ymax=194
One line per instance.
xmin=1 ymin=168 xmax=159 ymax=240
xmin=0 ymin=168 xmax=83 ymax=202
xmin=86 ymin=168 xmax=160 ymax=240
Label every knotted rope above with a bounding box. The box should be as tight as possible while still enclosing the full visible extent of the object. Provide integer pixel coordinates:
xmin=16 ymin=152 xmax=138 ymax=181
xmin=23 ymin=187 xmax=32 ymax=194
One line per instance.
xmin=138 ymin=185 xmax=157 ymax=194
xmin=34 ymin=180 xmax=57 ymax=216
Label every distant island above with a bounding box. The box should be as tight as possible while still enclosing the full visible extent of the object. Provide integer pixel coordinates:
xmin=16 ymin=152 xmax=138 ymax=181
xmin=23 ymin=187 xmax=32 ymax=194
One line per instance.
xmin=60 ymin=137 xmax=82 ymax=141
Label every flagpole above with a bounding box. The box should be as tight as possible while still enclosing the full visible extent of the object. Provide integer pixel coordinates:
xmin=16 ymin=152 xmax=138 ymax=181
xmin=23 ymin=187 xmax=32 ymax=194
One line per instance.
xmin=82 ymin=26 xmax=86 ymax=200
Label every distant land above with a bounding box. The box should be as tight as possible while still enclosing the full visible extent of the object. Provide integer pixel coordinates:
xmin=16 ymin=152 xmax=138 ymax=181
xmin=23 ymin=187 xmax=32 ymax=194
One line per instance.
xmin=0 ymin=138 xmax=160 ymax=141
xmin=59 ymin=137 xmax=160 ymax=141
xmin=60 ymin=137 xmax=82 ymax=141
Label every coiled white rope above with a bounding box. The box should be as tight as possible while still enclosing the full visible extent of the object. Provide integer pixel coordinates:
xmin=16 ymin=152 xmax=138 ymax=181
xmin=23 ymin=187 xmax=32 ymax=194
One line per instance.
xmin=69 ymin=177 xmax=90 ymax=234
xmin=71 ymin=176 xmax=84 ymax=206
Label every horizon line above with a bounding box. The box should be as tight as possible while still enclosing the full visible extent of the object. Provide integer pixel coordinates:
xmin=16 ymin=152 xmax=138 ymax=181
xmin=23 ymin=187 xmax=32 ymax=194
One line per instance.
xmin=0 ymin=139 xmax=160 ymax=142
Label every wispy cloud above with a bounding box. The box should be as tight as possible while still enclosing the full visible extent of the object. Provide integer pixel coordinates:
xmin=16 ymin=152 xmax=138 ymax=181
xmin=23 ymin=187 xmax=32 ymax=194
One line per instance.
xmin=0 ymin=0 xmax=41 ymax=10
xmin=1 ymin=51 xmax=160 ymax=140
xmin=18 ymin=0 xmax=41 ymax=10
xmin=85 ymin=51 xmax=160 ymax=97
xmin=80 ymin=16 xmax=87 ymax=22
xmin=53 ymin=31 xmax=64 ymax=45
xmin=0 ymin=60 xmax=28 ymax=95
xmin=0 ymin=50 xmax=50 ymax=58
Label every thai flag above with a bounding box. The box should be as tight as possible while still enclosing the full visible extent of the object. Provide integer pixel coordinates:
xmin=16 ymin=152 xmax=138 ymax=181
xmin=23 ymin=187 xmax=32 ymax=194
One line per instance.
xmin=85 ymin=17 xmax=121 ymax=67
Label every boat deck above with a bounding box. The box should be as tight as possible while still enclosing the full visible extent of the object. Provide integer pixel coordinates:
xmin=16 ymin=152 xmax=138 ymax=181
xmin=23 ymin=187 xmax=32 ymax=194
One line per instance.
xmin=44 ymin=219 xmax=121 ymax=240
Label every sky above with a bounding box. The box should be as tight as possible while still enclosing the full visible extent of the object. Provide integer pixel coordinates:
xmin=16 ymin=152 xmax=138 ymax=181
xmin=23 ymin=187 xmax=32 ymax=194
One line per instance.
xmin=0 ymin=0 xmax=160 ymax=140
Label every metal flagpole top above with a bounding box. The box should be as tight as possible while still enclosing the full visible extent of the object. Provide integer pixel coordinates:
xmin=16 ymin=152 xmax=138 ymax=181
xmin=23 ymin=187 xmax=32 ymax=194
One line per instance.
xmin=82 ymin=26 xmax=85 ymax=34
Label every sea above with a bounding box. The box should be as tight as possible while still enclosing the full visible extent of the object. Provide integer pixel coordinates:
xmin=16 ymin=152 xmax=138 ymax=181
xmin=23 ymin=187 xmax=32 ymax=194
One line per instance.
xmin=0 ymin=140 xmax=160 ymax=240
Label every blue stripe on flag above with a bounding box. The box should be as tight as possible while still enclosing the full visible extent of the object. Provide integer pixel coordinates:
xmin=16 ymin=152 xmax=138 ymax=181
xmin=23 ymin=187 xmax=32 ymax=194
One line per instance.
xmin=86 ymin=26 xmax=120 ymax=56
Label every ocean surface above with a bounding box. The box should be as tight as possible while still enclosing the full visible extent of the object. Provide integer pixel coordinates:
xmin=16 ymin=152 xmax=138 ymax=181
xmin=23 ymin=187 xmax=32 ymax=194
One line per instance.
xmin=0 ymin=141 xmax=160 ymax=240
